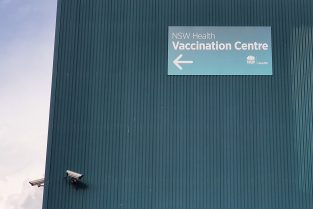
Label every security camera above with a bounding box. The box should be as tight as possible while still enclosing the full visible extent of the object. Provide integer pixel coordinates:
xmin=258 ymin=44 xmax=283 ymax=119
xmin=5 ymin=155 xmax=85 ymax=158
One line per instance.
xmin=29 ymin=178 xmax=45 ymax=187
xmin=66 ymin=170 xmax=84 ymax=183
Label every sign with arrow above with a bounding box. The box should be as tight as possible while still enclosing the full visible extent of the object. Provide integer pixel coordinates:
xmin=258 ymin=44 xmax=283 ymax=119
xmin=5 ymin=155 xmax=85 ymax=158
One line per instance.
xmin=168 ymin=26 xmax=272 ymax=75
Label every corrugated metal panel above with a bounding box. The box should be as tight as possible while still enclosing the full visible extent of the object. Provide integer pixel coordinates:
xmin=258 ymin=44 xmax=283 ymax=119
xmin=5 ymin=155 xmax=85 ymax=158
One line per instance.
xmin=43 ymin=0 xmax=313 ymax=208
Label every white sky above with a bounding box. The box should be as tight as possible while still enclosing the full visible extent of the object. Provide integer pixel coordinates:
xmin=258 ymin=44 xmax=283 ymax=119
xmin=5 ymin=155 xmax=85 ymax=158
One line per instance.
xmin=0 ymin=0 xmax=57 ymax=208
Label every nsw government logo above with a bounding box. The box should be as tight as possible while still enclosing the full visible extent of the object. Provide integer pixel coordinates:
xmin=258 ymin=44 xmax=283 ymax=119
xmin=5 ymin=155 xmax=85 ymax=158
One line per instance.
xmin=247 ymin=55 xmax=256 ymax=64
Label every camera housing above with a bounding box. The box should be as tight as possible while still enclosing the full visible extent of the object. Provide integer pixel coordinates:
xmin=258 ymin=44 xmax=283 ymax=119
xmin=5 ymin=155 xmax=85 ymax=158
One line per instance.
xmin=29 ymin=178 xmax=45 ymax=187
xmin=66 ymin=170 xmax=84 ymax=183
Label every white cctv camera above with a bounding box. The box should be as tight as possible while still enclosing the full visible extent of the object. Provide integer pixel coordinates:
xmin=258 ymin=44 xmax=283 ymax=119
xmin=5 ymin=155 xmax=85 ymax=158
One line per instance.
xmin=66 ymin=170 xmax=84 ymax=183
xmin=29 ymin=178 xmax=45 ymax=187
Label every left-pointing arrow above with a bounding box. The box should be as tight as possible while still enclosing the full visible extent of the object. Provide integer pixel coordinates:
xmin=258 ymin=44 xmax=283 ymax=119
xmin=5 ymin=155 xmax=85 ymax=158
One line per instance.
xmin=173 ymin=54 xmax=194 ymax=70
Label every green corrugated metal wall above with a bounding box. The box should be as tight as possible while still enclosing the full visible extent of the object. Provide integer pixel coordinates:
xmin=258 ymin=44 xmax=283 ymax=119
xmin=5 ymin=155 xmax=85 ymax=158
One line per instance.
xmin=43 ymin=0 xmax=313 ymax=208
